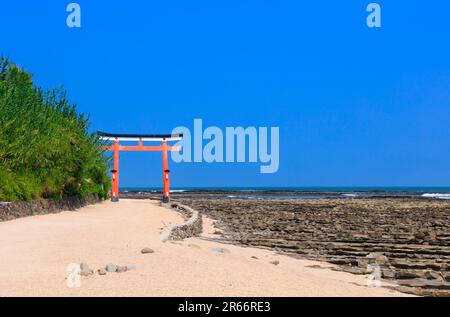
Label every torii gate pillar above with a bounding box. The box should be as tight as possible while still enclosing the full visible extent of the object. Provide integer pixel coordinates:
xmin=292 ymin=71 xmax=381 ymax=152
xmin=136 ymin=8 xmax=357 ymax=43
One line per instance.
xmin=111 ymin=139 xmax=120 ymax=202
xmin=161 ymin=140 xmax=170 ymax=203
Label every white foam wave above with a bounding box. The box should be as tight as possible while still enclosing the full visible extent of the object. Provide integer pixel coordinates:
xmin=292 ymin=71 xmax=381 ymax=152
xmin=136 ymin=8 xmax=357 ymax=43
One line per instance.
xmin=421 ymin=193 xmax=450 ymax=200
xmin=342 ymin=193 xmax=358 ymax=197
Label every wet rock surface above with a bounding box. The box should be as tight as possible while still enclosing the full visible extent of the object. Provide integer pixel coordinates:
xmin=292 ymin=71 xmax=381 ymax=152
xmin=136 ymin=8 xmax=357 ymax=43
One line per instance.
xmin=178 ymin=198 xmax=450 ymax=297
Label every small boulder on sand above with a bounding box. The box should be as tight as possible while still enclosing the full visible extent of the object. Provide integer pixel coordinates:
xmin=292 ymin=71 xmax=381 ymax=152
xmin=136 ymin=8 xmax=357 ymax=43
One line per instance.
xmin=270 ymin=260 xmax=280 ymax=266
xmin=80 ymin=263 xmax=93 ymax=276
xmin=106 ymin=263 xmax=117 ymax=272
xmin=97 ymin=268 xmax=107 ymax=276
xmin=116 ymin=265 xmax=128 ymax=273
xmin=141 ymin=247 xmax=154 ymax=254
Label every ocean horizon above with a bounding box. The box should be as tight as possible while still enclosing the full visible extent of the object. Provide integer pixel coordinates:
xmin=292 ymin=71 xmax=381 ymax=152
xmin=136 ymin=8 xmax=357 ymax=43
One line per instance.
xmin=120 ymin=186 xmax=450 ymax=200
xmin=121 ymin=186 xmax=450 ymax=192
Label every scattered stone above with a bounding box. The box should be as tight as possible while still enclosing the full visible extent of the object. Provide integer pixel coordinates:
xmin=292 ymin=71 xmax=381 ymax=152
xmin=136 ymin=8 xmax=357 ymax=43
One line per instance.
xmin=270 ymin=260 xmax=280 ymax=266
xmin=80 ymin=262 xmax=93 ymax=277
xmin=80 ymin=262 xmax=89 ymax=271
xmin=97 ymin=268 xmax=107 ymax=276
xmin=251 ymin=256 xmax=259 ymax=260
xmin=188 ymin=243 xmax=201 ymax=249
xmin=210 ymin=247 xmax=230 ymax=254
xmin=141 ymin=247 xmax=154 ymax=254
xmin=106 ymin=263 xmax=117 ymax=273
xmin=213 ymin=230 xmax=223 ymax=235
xmin=116 ymin=265 xmax=128 ymax=273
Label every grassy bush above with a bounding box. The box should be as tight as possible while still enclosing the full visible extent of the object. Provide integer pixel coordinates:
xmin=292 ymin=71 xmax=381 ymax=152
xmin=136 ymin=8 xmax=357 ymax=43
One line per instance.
xmin=0 ymin=57 xmax=110 ymax=201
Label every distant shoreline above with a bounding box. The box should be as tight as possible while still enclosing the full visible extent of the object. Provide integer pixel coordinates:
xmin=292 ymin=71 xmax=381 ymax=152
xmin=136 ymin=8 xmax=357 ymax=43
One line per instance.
xmin=121 ymin=186 xmax=450 ymax=192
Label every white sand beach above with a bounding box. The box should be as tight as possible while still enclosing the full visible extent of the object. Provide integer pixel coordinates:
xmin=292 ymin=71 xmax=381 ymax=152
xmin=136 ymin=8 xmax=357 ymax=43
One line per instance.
xmin=0 ymin=199 xmax=409 ymax=296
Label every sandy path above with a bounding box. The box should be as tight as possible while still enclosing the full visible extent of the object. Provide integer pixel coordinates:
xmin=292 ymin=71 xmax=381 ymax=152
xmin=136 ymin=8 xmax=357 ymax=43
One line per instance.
xmin=0 ymin=199 xmax=408 ymax=296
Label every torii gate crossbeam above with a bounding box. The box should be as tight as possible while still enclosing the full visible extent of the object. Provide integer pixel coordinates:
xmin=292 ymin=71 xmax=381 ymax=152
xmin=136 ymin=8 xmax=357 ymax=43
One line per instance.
xmin=98 ymin=131 xmax=182 ymax=203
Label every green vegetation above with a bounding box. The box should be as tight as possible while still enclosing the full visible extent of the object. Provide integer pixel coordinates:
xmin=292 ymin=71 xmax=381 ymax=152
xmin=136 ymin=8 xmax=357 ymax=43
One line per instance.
xmin=0 ymin=57 xmax=110 ymax=201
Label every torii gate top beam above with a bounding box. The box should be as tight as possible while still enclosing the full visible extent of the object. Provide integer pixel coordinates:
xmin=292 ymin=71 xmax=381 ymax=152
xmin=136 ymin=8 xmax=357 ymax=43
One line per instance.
xmin=98 ymin=131 xmax=183 ymax=142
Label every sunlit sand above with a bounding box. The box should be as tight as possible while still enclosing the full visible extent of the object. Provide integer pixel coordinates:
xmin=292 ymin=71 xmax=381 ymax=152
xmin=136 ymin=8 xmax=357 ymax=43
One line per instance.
xmin=0 ymin=199 xmax=408 ymax=296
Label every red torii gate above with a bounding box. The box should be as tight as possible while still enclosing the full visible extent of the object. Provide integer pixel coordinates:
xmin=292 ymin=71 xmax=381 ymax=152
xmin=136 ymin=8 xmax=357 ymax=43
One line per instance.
xmin=98 ymin=131 xmax=183 ymax=203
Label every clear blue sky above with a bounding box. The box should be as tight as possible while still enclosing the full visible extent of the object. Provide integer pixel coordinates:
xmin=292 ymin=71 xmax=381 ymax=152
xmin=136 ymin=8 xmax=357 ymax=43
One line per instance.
xmin=1 ymin=1 xmax=449 ymax=187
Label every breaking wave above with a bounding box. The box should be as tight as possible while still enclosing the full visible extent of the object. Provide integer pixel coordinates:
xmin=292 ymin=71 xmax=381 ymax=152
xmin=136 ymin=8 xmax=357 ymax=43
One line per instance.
xmin=421 ymin=193 xmax=450 ymax=200
xmin=341 ymin=193 xmax=359 ymax=198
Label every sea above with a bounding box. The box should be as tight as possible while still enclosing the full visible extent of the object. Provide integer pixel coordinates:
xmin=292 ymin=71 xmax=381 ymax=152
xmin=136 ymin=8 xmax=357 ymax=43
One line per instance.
xmin=120 ymin=187 xmax=450 ymax=200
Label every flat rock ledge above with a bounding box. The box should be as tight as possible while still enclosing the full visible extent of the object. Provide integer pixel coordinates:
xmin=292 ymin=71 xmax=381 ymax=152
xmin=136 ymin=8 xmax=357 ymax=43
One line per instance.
xmin=0 ymin=195 xmax=100 ymax=222
xmin=160 ymin=202 xmax=202 ymax=241
xmin=180 ymin=198 xmax=450 ymax=297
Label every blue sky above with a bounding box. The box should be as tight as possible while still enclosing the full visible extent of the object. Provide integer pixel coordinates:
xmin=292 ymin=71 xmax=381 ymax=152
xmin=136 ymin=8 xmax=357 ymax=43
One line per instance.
xmin=1 ymin=1 xmax=449 ymax=187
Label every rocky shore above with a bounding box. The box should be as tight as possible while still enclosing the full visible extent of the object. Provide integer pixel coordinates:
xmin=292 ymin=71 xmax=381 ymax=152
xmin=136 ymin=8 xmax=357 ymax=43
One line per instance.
xmin=175 ymin=197 xmax=450 ymax=297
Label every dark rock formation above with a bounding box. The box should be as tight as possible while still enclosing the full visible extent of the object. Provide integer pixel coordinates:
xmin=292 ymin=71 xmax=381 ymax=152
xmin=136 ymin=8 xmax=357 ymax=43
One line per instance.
xmin=179 ymin=198 xmax=450 ymax=296
xmin=0 ymin=195 xmax=100 ymax=222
